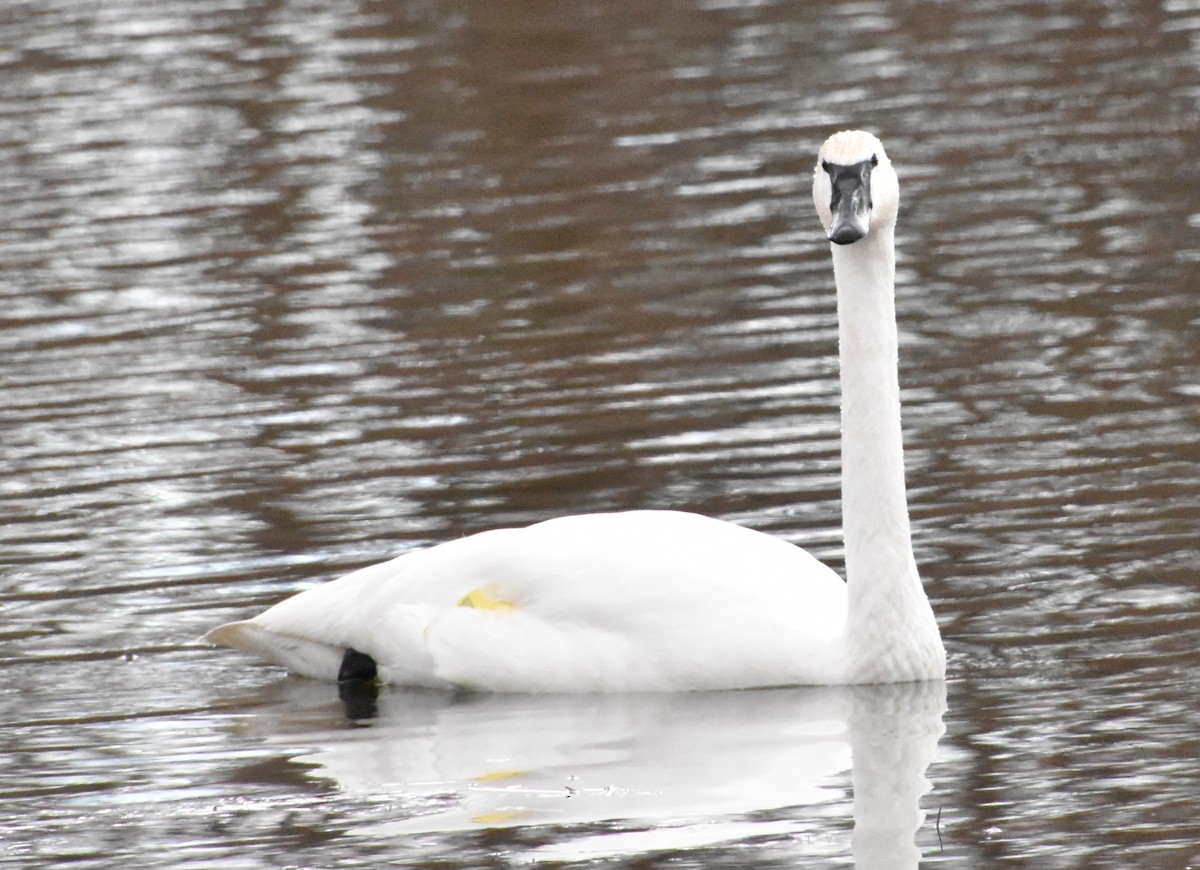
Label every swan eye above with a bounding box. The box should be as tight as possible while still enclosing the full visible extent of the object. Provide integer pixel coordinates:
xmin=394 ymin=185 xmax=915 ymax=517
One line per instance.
xmin=870 ymin=154 xmax=878 ymax=167
xmin=821 ymin=160 xmax=832 ymax=174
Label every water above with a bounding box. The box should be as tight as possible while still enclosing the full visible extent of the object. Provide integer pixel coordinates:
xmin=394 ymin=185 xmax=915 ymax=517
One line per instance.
xmin=2 ymin=0 xmax=1199 ymax=866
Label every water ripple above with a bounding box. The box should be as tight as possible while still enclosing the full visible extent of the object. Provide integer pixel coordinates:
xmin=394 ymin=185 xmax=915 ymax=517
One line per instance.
xmin=2 ymin=0 xmax=1200 ymax=866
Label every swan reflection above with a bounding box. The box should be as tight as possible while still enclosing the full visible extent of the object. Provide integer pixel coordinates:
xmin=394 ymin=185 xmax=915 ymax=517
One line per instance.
xmin=225 ymin=680 xmax=945 ymax=865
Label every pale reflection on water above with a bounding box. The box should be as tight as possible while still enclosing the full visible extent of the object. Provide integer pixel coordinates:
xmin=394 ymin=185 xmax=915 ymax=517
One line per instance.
xmin=221 ymin=681 xmax=943 ymax=867
xmin=3 ymin=0 xmax=1200 ymax=866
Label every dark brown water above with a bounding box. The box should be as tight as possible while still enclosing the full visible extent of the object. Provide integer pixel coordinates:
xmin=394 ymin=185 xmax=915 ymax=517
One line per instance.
xmin=2 ymin=0 xmax=1199 ymax=867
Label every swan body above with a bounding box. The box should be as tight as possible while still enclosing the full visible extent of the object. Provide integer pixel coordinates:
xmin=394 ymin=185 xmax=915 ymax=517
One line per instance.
xmin=209 ymin=511 xmax=847 ymax=690
xmin=206 ymin=131 xmax=946 ymax=690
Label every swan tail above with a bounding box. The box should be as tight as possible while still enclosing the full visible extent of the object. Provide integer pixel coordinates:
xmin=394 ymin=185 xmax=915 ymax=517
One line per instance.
xmin=203 ymin=620 xmax=344 ymax=681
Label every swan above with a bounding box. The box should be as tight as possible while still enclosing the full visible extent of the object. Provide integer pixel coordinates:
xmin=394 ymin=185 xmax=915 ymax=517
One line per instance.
xmin=205 ymin=130 xmax=946 ymax=690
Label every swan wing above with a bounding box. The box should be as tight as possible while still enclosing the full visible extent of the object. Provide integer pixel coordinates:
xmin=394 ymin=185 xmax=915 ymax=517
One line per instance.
xmin=205 ymin=511 xmax=847 ymax=691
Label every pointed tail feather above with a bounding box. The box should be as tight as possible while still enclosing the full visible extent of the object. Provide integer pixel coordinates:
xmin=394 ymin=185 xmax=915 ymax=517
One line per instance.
xmin=204 ymin=620 xmax=344 ymax=680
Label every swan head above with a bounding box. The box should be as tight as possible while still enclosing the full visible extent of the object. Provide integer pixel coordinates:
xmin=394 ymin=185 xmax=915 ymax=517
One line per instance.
xmin=813 ymin=130 xmax=899 ymax=246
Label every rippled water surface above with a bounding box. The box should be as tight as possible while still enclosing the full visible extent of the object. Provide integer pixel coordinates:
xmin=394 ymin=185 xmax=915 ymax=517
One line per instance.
xmin=3 ymin=0 xmax=1199 ymax=867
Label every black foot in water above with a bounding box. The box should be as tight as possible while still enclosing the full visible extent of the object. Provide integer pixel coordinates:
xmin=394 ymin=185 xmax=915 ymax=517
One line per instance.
xmin=337 ymin=647 xmax=379 ymax=722
xmin=338 ymin=647 xmax=378 ymax=682
xmin=337 ymin=678 xmax=378 ymax=722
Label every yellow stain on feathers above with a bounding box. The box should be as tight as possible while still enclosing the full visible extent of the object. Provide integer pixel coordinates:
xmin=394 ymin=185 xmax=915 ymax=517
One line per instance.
xmin=457 ymin=585 xmax=516 ymax=612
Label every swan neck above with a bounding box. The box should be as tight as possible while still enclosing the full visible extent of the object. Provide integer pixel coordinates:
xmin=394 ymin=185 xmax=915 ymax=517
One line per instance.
xmin=833 ymin=226 xmax=909 ymax=574
xmin=832 ymin=226 xmax=943 ymax=681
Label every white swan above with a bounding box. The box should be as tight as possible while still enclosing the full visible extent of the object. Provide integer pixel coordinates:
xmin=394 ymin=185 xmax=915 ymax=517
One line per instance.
xmin=205 ymin=130 xmax=945 ymax=690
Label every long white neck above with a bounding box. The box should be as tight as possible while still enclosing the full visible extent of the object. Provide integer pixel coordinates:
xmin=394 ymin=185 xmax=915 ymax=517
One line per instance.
xmin=831 ymin=225 xmax=945 ymax=682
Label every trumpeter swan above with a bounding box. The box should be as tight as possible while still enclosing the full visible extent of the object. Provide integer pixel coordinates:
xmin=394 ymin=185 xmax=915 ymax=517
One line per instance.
xmin=205 ymin=130 xmax=946 ymax=690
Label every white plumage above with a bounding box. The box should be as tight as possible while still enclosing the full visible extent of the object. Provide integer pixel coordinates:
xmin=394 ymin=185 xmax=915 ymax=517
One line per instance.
xmin=206 ymin=131 xmax=946 ymax=690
